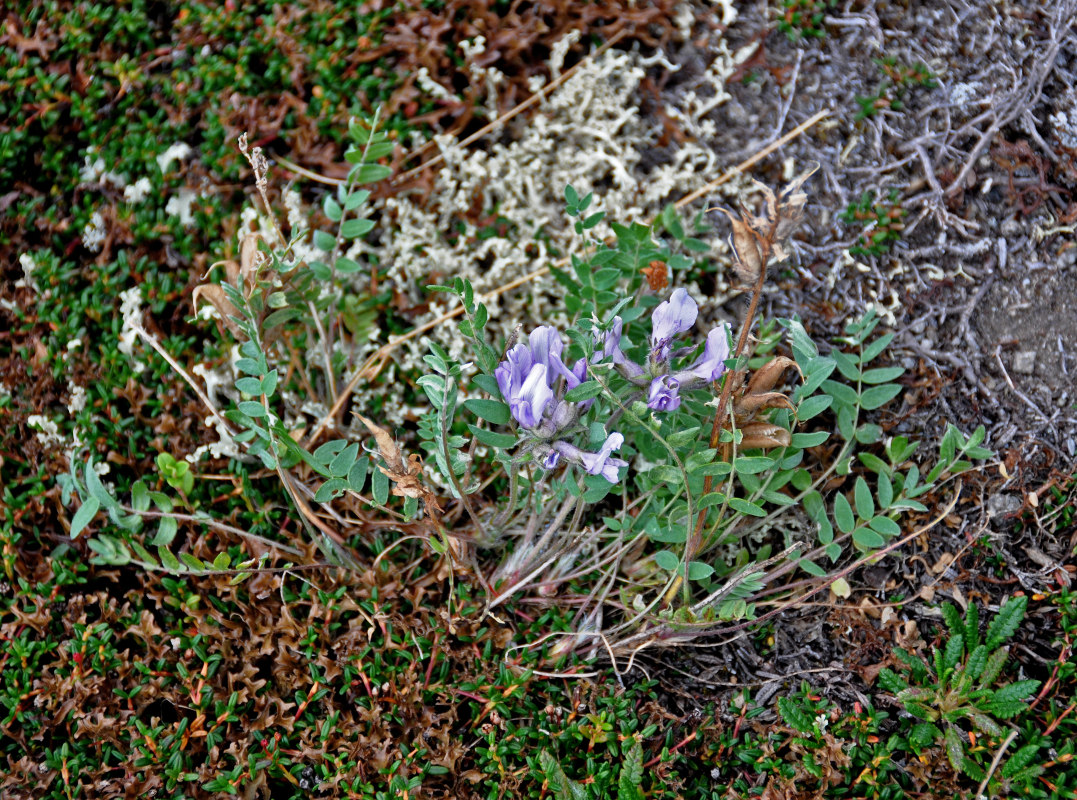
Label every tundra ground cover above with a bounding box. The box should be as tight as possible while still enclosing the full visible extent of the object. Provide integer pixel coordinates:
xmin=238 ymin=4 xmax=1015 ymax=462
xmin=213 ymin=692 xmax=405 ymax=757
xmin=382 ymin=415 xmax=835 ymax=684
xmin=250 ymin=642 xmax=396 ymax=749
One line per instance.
xmin=3 ymin=1 xmax=1076 ymax=798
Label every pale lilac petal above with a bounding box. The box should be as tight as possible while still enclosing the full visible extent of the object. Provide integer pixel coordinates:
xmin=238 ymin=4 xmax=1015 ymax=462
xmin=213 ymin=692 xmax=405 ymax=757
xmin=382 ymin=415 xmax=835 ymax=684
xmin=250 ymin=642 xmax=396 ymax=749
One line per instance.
xmin=579 ymin=432 xmax=627 ymax=482
xmin=528 ymin=326 xmax=564 ymax=384
xmin=510 ymin=363 xmax=553 ymax=428
xmin=650 ymin=288 xmax=698 ymax=361
xmin=689 ymin=325 xmax=731 ymax=382
xmin=495 ymin=343 xmax=533 ymax=401
xmin=647 ymin=375 xmax=681 ymax=412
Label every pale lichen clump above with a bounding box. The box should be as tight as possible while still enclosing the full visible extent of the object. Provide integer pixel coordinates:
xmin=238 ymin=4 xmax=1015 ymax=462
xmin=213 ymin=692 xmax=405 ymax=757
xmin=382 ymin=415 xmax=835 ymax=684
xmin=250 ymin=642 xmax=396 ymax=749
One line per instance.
xmin=366 ymin=30 xmax=748 ymax=380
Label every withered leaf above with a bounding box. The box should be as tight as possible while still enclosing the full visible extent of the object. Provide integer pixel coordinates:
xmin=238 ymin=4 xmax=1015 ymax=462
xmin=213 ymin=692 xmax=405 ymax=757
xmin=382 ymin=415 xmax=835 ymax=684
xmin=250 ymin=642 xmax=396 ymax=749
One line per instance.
xmin=739 ymin=422 xmax=792 ymax=450
xmin=734 ymin=391 xmax=795 ymax=415
xmin=191 ymin=284 xmax=242 ymax=335
xmin=745 ymin=356 xmax=800 ymax=396
xmin=715 ymin=208 xmax=764 ymax=284
xmin=357 ymin=413 xmax=405 ymax=473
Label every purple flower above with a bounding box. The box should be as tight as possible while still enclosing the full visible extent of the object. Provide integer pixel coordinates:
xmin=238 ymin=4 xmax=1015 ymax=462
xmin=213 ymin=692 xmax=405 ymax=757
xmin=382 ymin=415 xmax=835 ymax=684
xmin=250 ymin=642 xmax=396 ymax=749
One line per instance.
xmin=647 ymin=375 xmax=681 ymax=412
xmin=580 ymin=432 xmax=628 ymax=482
xmin=542 ymin=449 xmax=561 ymax=470
xmin=683 ymin=324 xmax=731 ymax=383
xmin=496 ymin=325 xmax=593 ymax=431
xmin=598 ymin=316 xmax=645 ymax=378
xmin=650 ymin=288 xmax=698 ymax=362
xmin=495 ymin=342 xmax=534 ymax=402
xmin=527 ymin=326 xmax=564 ymax=379
xmin=509 ymin=362 xmax=554 ymax=427
xmin=551 ymin=432 xmax=628 ymax=483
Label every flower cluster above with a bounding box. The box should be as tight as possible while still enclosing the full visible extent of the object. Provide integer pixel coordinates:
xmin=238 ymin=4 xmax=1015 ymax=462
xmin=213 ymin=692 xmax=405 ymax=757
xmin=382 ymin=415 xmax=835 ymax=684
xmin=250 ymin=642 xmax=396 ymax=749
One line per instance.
xmin=495 ymin=326 xmax=627 ymax=482
xmin=493 ymin=289 xmax=730 ymax=484
xmin=604 ymin=288 xmax=731 ymax=412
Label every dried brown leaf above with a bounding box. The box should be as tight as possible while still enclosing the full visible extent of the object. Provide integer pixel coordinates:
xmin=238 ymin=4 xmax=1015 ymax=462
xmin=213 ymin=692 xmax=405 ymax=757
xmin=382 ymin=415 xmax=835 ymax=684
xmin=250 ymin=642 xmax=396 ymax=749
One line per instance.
xmin=739 ymin=422 xmax=792 ymax=449
xmin=715 ymin=208 xmax=764 ymax=284
xmin=734 ymin=391 xmax=796 ymax=415
xmin=191 ymin=284 xmax=242 ymax=335
xmin=745 ymin=356 xmax=800 ymax=396
xmin=357 ymin=413 xmax=405 ymax=473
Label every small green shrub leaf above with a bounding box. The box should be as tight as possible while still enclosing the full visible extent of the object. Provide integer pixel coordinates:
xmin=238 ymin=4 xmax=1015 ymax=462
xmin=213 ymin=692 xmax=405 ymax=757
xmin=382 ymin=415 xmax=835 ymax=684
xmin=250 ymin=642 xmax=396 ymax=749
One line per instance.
xmin=985 ymin=595 xmax=1027 ymax=650
xmin=464 ymin=398 xmax=511 ymax=425
xmin=70 ymin=498 xmax=100 ymax=539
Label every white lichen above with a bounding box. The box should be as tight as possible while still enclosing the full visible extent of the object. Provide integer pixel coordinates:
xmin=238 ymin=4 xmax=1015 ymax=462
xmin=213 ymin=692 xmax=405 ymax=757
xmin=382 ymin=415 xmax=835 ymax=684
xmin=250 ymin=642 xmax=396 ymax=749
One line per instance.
xmin=82 ymin=211 xmax=107 ymax=252
xmin=157 ymin=142 xmax=194 ymax=174
xmin=124 ymin=176 xmax=153 ymax=204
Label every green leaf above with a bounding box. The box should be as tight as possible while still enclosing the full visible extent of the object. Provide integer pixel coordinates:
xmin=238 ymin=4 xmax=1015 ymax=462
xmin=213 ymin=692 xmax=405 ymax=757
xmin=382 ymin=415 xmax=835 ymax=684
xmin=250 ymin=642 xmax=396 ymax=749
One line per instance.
xmin=966 ymin=644 xmax=988 ymax=680
xmin=467 ymin=425 xmax=517 ymax=449
xmin=821 ymin=379 xmax=859 ymax=407
xmin=876 ymin=473 xmax=893 ymax=509
xmin=860 ymin=383 xmax=903 ymax=410
xmin=777 ymin=697 xmax=815 ymax=734
xmin=853 ymin=527 xmax=885 ymax=549
xmin=372 ymin=464 xmax=389 ymax=506
xmin=728 ymin=497 xmax=766 ymax=517
xmin=654 ymin=550 xmax=680 ymax=571
xmin=942 ymin=633 xmax=964 ymax=674
xmin=797 ymin=394 xmax=833 ymax=421
xmin=876 ymin=668 xmax=908 ymax=693
xmin=213 ymin=552 xmax=231 ymax=571
xmin=329 ymin=442 xmax=360 ymax=477
xmin=347 ymin=459 xmax=369 ymax=493
xmin=618 ymin=739 xmax=644 ymax=800
xmin=152 ymin=516 xmax=178 ymax=547
xmin=942 ymin=603 xmax=964 ymax=640
xmin=179 ymin=552 xmax=204 ymax=571
xmin=965 ymin=602 xmax=980 ymax=651
xmin=647 ymin=465 xmax=683 ymax=485
xmin=989 ymin=679 xmax=1040 ymax=709
xmin=464 ymin=398 xmax=511 ymax=425
xmin=238 ymin=400 xmax=267 ymax=418
xmin=261 ymin=369 xmax=279 ymax=397
xmin=158 ymin=546 xmax=183 ymax=572
xmin=312 ymin=229 xmax=336 ymax=251
xmin=340 ymin=218 xmax=375 ymax=239
xmin=985 ymin=595 xmax=1027 ymax=650
xmin=70 ymin=498 xmax=100 ymax=539
xmin=564 ymin=381 xmax=602 ymax=403
xmin=129 ymin=540 xmax=159 ymax=567
xmin=1002 ymin=743 xmax=1042 ymax=779
xmin=860 ymin=332 xmax=895 ymax=363
xmin=353 ymin=163 xmax=392 ymax=184
xmin=855 ymin=423 xmax=883 ymax=444
xmin=833 ymin=493 xmax=855 ymax=533
xmin=790 ymin=431 xmax=829 ymax=448
xmin=235 ymin=376 xmax=263 ymax=395
xmin=944 ymin=726 xmax=966 ymax=774
xmin=542 ymin=755 xmax=589 ymax=800
xmin=344 ymin=189 xmax=371 ymax=211
xmin=861 ymin=366 xmax=904 ymax=384
xmin=854 ymin=476 xmax=874 ymax=519
xmin=323 ymin=195 xmax=342 ymax=221
xmin=832 ymin=349 xmax=861 ymax=381
xmin=329 ymin=256 xmax=362 ymax=276
xmin=687 ymin=561 xmax=714 ymax=580
xmin=733 ymin=456 xmax=774 ymax=475
xmin=84 ymin=460 xmax=118 ymax=511
xmin=314 ymin=478 xmax=349 ymax=503
xmin=868 ymin=515 xmax=900 ymax=537
xmin=666 ymin=427 xmax=701 ymax=447
xmin=798 ymin=558 xmax=826 ymax=577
